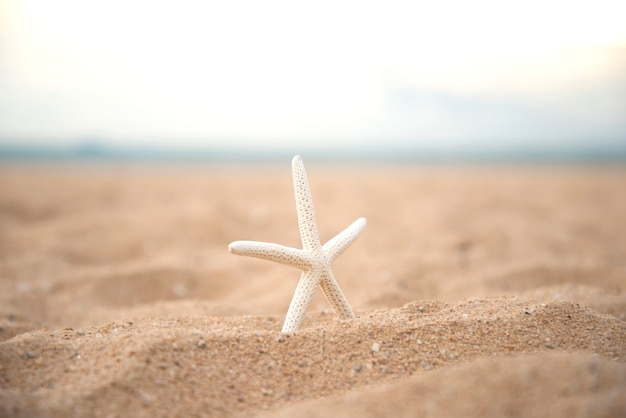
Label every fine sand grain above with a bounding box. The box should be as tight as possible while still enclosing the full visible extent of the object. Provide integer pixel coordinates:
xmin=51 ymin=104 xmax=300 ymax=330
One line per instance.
xmin=1 ymin=163 xmax=625 ymax=417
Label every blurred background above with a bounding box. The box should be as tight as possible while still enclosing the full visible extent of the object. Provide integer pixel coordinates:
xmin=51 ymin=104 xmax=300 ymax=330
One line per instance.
xmin=1 ymin=0 xmax=625 ymax=162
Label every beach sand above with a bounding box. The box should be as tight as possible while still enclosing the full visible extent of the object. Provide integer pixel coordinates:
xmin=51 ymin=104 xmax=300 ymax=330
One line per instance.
xmin=1 ymin=162 xmax=625 ymax=417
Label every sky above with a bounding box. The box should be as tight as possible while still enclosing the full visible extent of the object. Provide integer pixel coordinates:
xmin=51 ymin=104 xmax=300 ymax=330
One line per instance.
xmin=1 ymin=0 xmax=625 ymax=154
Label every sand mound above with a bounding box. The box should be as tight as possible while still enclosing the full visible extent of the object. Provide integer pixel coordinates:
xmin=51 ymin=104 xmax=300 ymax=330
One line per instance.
xmin=1 ymin=298 xmax=624 ymax=417
xmin=263 ymin=352 xmax=626 ymax=418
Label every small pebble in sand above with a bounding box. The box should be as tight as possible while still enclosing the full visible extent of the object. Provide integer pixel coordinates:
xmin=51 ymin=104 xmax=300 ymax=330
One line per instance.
xmin=25 ymin=351 xmax=38 ymax=359
xmin=275 ymin=333 xmax=294 ymax=342
xmin=371 ymin=343 xmax=381 ymax=352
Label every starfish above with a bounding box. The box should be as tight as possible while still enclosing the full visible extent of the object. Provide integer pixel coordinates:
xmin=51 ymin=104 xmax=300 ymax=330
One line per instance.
xmin=228 ymin=155 xmax=366 ymax=332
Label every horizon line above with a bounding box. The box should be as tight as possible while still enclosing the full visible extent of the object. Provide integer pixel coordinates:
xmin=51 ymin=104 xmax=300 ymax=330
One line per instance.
xmin=1 ymin=141 xmax=626 ymax=164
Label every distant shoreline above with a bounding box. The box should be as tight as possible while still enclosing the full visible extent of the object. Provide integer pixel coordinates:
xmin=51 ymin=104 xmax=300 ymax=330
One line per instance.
xmin=1 ymin=143 xmax=626 ymax=164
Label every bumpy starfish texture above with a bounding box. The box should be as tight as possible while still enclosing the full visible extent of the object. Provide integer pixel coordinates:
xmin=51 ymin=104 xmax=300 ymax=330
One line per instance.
xmin=228 ymin=155 xmax=366 ymax=332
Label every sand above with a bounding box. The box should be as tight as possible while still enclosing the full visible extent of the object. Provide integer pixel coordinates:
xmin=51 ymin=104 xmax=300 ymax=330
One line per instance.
xmin=0 ymin=162 xmax=625 ymax=417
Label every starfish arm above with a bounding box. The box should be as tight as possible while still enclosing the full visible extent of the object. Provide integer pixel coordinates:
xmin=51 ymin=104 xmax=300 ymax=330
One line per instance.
xmin=319 ymin=269 xmax=355 ymax=320
xmin=228 ymin=241 xmax=313 ymax=270
xmin=322 ymin=217 xmax=367 ymax=262
xmin=292 ymin=155 xmax=322 ymax=251
xmin=282 ymin=270 xmax=321 ymax=332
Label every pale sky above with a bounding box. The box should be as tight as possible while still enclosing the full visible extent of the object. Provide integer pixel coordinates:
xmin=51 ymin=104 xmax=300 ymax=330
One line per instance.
xmin=1 ymin=0 xmax=625 ymax=152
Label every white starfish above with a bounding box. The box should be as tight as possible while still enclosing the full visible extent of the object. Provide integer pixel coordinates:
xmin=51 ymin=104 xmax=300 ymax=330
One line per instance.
xmin=228 ymin=155 xmax=366 ymax=332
